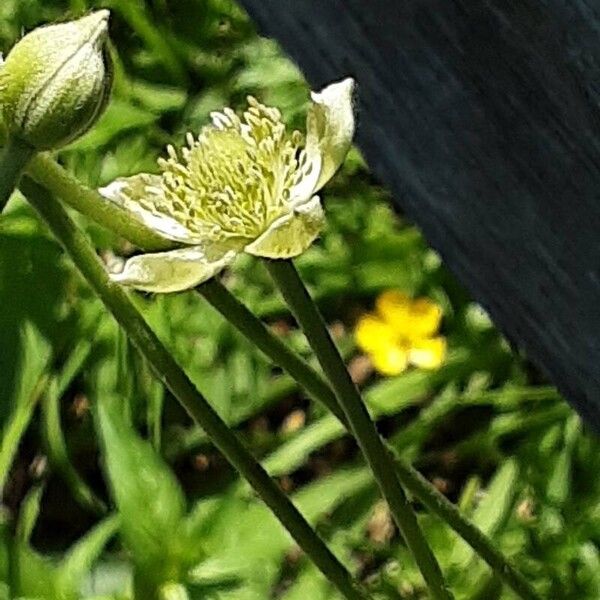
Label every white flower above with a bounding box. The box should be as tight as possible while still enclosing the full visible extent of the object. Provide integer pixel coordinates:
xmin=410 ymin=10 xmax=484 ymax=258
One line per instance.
xmin=99 ymin=78 xmax=355 ymax=293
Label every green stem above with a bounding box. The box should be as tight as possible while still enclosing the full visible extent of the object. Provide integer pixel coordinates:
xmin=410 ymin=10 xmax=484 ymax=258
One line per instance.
xmin=390 ymin=459 xmax=539 ymax=600
xmin=195 ymin=278 xmax=541 ymax=599
xmin=199 ymin=279 xmax=338 ymax=415
xmin=27 ymin=154 xmax=174 ymax=251
xmin=0 ymin=137 xmax=36 ymax=212
xmin=42 ymin=379 xmax=107 ymax=516
xmin=22 ymin=156 xmax=538 ymax=599
xmin=19 ymin=178 xmax=367 ymax=600
xmin=265 ymin=259 xmax=452 ymax=600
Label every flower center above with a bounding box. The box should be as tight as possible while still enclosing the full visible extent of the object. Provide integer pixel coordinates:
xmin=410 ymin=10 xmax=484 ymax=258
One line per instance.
xmin=152 ymin=98 xmax=309 ymax=241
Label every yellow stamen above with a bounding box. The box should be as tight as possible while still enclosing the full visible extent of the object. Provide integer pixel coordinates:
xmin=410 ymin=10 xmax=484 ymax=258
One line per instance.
xmin=136 ymin=98 xmax=309 ymax=242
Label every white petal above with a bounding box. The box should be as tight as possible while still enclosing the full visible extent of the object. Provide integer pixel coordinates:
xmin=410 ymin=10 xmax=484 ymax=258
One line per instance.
xmin=99 ymin=174 xmax=201 ymax=244
xmin=298 ymin=77 xmax=355 ymax=197
xmin=110 ymin=241 xmax=241 ymax=293
xmin=244 ymin=196 xmax=324 ymax=259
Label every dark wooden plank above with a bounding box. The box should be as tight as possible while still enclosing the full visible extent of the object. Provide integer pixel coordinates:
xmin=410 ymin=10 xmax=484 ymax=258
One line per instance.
xmin=237 ymin=0 xmax=600 ymax=429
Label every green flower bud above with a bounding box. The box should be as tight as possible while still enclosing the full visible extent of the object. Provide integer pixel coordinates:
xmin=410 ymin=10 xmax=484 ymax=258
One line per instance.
xmin=0 ymin=11 xmax=112 ymax=150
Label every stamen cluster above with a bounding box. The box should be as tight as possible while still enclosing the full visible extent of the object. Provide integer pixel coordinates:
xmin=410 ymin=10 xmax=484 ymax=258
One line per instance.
xmin=137 ymin=98 xmax=312 ymax=241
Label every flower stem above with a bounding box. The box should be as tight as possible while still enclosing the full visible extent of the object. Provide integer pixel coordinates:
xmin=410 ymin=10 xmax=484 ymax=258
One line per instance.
xmin=265 ymin=259 xmax=453 ymax=600
xmin=19 ymin=177 xmax=367 ymax=600
xmin=0 ymin=137 xmax=36 ymax=212
xmin=21 ymin=155 xmax=538 ymax=599
xmin=27 ymin=154 xmax=174 ymax=251
xmin=199 ymin=279 xmax=338 ymax=411
xmin=197 ymin=279 xmax=541 ymax=600
xmin=391 ymin=458 xmax=539 ymax=600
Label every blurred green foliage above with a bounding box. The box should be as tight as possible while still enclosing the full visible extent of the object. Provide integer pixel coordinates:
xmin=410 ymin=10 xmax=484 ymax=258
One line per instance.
xmin=1 ymin=1 xmax=600 ymax=598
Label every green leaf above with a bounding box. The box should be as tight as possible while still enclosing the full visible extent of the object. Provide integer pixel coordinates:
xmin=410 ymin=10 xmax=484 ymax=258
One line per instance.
xmin=42 ymin=379 xmax=106 ymax=516
xmin=128 ymin=81 xmax=187 ymax=114
xmin=56 ymin=516 xmax=120 ymax=599
xmin=0 ymin=323 xmax=52 ymax=491
xmin=279 ymin=563 xmax=338 ymax=600
xmin=547 ymin=415 xmax=580 ymax=506
xmin=188 ymin=468 xmax=368 ymax=599
xmin=261 ymin=354 xmax=472 ymax=479
xmin=0 ymin=228 xmax=68 ymax=421
xmin=187 ymin=557 xmax=243 ymax=597
xmin=262 ymin=414 xmax=344 ymax=477
xmin=0 ymin=513 xmax=10 ymax=587
xmin=15 ymin=484 xmax=44 ymax=544
xmin=293 ymin=467 xmax=372 ymax=524
xmin=472 ymin=459 xmax=519 ymax=534
xmin=450 ymin=459 xmax=519 ymax=567
xmin=96 ymin=398 xmax=187 ymax=582
xmin=158 ymin=582 xmax=190 ymax=600
xmin=12 ymin=545 xmax=57 ymax=599
xmin=41 ymin=339 xmax=107 ymax=515
xmin=67 ymin=99 xmax=158 ymax=151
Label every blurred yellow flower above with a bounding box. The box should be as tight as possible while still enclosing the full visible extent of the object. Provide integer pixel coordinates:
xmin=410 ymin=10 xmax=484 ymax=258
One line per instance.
xmin=354 ymin=290 xmax=446 ymax=376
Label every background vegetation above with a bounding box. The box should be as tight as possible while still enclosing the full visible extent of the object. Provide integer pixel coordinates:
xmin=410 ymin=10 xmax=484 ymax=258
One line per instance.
xmin=1 ymin=1 xmax=599 ymax=598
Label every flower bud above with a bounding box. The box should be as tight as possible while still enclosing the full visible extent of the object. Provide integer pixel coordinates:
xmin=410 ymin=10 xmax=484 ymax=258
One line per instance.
xmin=0 ymin=11 xmax=112 ymax=150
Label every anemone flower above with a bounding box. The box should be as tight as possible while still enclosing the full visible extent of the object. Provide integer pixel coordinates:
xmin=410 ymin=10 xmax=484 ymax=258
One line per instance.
xmin=100 ymin=78 xmax=355 ymax=293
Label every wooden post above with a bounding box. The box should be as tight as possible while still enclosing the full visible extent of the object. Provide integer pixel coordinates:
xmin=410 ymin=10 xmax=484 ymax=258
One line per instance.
xmin=238 ymin=0 xmax=600 ymax=430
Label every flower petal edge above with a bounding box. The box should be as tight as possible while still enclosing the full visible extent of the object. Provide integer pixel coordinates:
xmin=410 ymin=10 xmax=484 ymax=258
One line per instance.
xmin=243 ymin=196 xmax=324 ymax=259
xmin=303 ymin=77 xmax=355 ymax=195
xmin=99 ymin=174 xmax=202 ymax=244
xmin=109 ymin=241 xmax=241 ymax=293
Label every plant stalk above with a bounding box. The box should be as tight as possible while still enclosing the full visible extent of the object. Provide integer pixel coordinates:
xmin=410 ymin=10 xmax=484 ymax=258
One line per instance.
xmin=0 ymin=137 xmax=36 ymax=212
xmin=196 ymin=278 xmax=541 ymax=599
xmin=22 ymin=156 xmax=538 ymax=599
xmin=27 ymin=154 xmax=174 ymax=251
xmin=265 ymin=259 xmax=453 ymax=600
xmin=20 ymin=177 xmax=367 ymax=600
